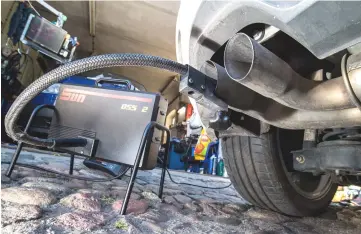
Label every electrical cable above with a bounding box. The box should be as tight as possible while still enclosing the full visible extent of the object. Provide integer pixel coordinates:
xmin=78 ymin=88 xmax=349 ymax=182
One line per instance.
xmin=2 ymin=156 xmax=232 ymax=189
xmin=1 ymin=161 xmax=130 ymax=182
xmin=341 ymin=53 xmax=361 ymax=111
xmin=158 ymin=157 xmax=232 ymax=189
xmin=165 ymin=168 xmax=232 ymax=189
xmin=26 ymin=0 xmax=41 ymax=16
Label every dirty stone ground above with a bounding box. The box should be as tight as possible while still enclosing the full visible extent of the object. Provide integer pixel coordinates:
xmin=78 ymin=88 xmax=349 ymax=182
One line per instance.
xmin=1 ymin=146 xmax=361 ymax=234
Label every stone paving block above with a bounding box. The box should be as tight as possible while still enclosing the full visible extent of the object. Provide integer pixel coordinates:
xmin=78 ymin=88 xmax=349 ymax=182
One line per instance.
xmin=40 ymin=162 xmax=72 ymax=171
xmin=144 ymin=184 xmax=160 ymax=194
xmin=112 ymin=199 xmax=149 ymax=215
xmin=109 ymin=188 xmax=127 ymax=198
xmin=36 ymin=164 xmax=65 ymax=173
xmin=1 ymin=184 xmax=11 ymax=189
xmin=1 ymin=175 xmax=11 ymax=184
xmin=1 ymin=202 xmax=42 ymax=226
xmin=60 ymin=193 xmax=101 ymax=212
xmin=92 ymin=183 xmax=111 ymax=191
xmin=21 ymin=182 xmax=70 ymax=194
xmin=337 ymin=209 xmax=361 ymax=226
xmin=141 ymin=220 xmax=163 ymax=233
xmin=11 ymin=169 xmax=49 ymax=180
xmin=63 ymin=179 xmax=88 ymax=189
xmin=77 ymin=189 xmax=107 ymax=197
xmin=2 ymin=152 xmax=34 ymax=163
xmin=113 ymin=179 xmax=128 ymax=187
xmin=1 ymin=187 xmax=57 ymax=206
xmin=164 ymin=195 xmax=175 ymax=204
xmin=79 ymin=169 xmax=108 ymax=179
xmin=184 ymin=201 xmax=201 ymax=212
xmin=174 ymin=194 xmax=192 ymax=204
xmin=54 ymin=212 xmax=106 ymax=231
xmin=219 ymin=188 xmax=240 ymax=197
xmin=180 ymin=185 xmax=204 ymax=195
xmin=135 ymin=179 xmax=147 ymax=185
xmin=142 ymin=191 xmax=161 ymax=201
xmin=132 ymin=186 xmax=142 ymax=193
xmin=19 ymin=176 xmax=68 ymax=184
xmin=1 ymin=164 xmax=9 ymax=172
xmin=222 ymin=203 xmax=249 ymax=216
xmin=226 ymin=196 xmax=248 ymax=205
xmin=1 ymin=220 xmax=45 ymax=234
xmin=163 ymin=188 xmax=182 ymax=195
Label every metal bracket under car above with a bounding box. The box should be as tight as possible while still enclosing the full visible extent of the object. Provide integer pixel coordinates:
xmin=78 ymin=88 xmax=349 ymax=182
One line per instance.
xmin=292 ymin=141 xmax=361 ymax=175
xmin=179 ymin=64 xmax=264 ymax=138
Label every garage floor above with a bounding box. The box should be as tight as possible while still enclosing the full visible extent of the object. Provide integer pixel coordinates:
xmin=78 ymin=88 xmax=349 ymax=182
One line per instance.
xmin=1 ymin=146 xmax=360 ymax=233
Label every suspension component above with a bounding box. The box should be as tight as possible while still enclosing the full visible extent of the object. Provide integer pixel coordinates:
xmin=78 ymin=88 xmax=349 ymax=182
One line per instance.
xmin=293 ymin=127 xmax=361 ymax=175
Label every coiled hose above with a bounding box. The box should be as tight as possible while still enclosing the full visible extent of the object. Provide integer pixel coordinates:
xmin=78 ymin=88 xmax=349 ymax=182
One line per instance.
xmin=5 ymin=53 xmax=188 ymax=147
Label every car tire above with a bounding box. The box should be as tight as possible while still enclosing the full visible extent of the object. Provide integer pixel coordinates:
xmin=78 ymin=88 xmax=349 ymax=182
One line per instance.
xmin=221 ymin=128 xmax=337 ymax=216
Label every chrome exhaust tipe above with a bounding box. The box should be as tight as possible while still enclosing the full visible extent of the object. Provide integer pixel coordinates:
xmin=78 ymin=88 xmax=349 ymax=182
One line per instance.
xmin=224 ymin=33 xmax=361 ymax=111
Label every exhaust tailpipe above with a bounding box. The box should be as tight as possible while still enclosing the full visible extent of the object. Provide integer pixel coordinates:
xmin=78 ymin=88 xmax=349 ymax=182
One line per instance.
xmin=202 ymin=61 xmax=361 ymax=129
xmin=224 ymin=33 xmax=361 ymax=111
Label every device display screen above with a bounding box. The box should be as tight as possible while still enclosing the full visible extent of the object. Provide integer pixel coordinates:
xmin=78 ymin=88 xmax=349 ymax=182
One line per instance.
xmin=26 ymin=16 xmax=67 ymax=54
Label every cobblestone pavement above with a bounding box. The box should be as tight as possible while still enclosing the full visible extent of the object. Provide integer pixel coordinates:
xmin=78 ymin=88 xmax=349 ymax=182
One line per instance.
xmin=1 ymin=146 xmax=361 ymax=233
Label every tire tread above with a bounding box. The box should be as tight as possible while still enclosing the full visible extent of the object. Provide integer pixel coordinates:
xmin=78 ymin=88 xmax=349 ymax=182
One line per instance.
xmin=222 ymin=132 xmax=336 ymax=216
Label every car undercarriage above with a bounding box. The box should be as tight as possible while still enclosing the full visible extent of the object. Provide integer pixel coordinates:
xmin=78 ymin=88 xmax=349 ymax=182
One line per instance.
xmin=176 ymin=0 xmax=361 ymax=216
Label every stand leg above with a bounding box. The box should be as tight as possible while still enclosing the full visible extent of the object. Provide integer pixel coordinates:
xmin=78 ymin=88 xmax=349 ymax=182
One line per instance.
xmin=120 ymin=122 xmax=155 ymax=215
xmin=120 ymin=156 xmax=143 ymax=215
xmin=69 ymin=154 xmax=75 ymax=175
xmin=158 ymin=159 xmax=167 ymax=199
xmin=158 ymin=146 xmax=169 ymax=198
xmin=158 ymin=130 xmax=171 ymax=198
xmin=120 ymin=121 xmax=171 ymax=215
xmin=5 ymin=104 xmax=55 ymax=178
xmin=5 ymin=142 xmax=24 ymax=177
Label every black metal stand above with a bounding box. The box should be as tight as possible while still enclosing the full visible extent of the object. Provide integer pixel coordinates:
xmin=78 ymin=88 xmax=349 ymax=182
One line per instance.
xmin=120 ymin=121 xmax=170 ymax=215
xmin=5 ymin=104 xmax=55 ymax=177
xmin=69 ymin=154 xmax=75 ymax=175
xmin=5 ymin=105 xmax=170 ymax=216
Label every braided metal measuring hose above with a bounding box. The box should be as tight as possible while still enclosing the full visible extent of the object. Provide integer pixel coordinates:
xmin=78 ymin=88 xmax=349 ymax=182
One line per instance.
xmin=5 ymin=53 xmax=188 ymax=147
